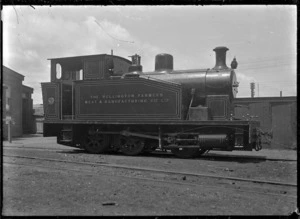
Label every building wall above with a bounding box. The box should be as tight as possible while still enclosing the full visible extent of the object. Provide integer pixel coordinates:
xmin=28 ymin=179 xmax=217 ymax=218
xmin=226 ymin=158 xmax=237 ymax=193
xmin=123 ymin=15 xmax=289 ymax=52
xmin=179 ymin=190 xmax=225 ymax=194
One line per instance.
xmin=234 ymin=97 xmax=297 ymax=149
xmin=271 ymin=102 xmax=297 ymax=148
xmin=3 ymin=66 xmax=34 ymax=138
xmin=3 ymin=67 xmax=24 ymax=137
xmin=2 ymin=85 xmax=8 ymax=138
xmin=22 ymin=85 xmax=34 ymax=133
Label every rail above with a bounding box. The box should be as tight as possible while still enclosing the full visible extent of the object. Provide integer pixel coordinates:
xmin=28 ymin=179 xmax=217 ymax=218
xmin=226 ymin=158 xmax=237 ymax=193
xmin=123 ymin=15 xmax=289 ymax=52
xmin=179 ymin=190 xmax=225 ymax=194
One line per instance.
xmin=3 ymin=154 xmax=296 ymax=187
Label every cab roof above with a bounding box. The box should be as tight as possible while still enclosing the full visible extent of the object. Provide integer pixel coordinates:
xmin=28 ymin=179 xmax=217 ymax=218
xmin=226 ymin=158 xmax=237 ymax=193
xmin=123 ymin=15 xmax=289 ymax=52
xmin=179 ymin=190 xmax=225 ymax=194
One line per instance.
xmin=47 ymin=54 xmax=131 ymax=64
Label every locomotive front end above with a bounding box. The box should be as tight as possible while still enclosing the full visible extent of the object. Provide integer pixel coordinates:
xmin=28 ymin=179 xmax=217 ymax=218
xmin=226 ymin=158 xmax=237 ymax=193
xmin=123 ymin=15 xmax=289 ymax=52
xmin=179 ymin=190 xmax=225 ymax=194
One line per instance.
xmin=139 ymin=46 xmax=262 ymax=155
xmin=142 ymin=46 xmax=240 ymax=120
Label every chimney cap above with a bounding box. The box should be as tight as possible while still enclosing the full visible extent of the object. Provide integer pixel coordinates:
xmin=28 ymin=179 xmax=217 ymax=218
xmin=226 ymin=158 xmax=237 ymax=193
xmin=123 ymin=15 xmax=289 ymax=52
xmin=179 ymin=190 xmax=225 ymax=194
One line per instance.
xmin=213 ymin=46 xmax=229 ymax=51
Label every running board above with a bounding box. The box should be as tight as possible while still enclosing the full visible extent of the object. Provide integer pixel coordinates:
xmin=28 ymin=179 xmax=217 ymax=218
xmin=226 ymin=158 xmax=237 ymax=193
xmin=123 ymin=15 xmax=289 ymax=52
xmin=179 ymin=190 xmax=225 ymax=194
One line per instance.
xmin=163 ymin=145 xmax=200 ymax=149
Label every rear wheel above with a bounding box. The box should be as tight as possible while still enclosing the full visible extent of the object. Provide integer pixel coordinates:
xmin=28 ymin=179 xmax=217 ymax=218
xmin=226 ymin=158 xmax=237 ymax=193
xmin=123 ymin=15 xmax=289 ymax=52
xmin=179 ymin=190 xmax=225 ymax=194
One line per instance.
xmin=82 ymin=133 xmax=110 ymax=154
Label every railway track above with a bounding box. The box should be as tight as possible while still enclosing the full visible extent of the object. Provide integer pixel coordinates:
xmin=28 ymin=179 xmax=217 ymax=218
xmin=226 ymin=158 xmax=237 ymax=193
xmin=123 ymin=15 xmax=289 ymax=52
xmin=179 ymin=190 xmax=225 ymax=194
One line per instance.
xmin=4 ymin=154 xmax=297 ymax=188
xmin=4 ymin=154 xmax=296 ymax=200
xmin=3 ymin=146 xmax=67 ymax=152
xmin=4 ymin=161 xmax=296 ymax=200
xmin=3 ymin=146 xmax=296 ymax=162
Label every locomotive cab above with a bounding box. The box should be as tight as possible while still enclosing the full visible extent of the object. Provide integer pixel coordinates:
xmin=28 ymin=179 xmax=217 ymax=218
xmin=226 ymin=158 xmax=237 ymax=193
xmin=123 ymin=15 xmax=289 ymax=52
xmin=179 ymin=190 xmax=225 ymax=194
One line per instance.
xmin=49 ymin=54 xmax=132 ymax=82
xmin=42 ymin=54 xmax=132 ymax=121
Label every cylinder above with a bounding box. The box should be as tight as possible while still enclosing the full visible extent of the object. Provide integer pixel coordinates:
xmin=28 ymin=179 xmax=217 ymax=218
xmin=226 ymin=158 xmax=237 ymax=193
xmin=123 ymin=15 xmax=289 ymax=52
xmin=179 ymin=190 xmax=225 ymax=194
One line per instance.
xmin=155 ymin=54 xmax=173 ymax=72
xmin=198 ymin=134 xmax=228 ymax=148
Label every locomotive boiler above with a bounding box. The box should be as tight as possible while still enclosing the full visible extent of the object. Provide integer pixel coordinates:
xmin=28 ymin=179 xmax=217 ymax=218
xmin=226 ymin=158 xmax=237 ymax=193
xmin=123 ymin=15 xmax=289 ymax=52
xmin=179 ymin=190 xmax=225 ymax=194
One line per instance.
xmin=41 ymin=46 xmax=262 ymax=158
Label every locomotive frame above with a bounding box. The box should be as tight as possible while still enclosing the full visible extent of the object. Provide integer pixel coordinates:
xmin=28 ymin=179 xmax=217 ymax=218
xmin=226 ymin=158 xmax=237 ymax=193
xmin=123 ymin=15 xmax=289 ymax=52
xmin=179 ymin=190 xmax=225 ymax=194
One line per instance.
xmin=41 ymin=47 xmax=262 ymax=158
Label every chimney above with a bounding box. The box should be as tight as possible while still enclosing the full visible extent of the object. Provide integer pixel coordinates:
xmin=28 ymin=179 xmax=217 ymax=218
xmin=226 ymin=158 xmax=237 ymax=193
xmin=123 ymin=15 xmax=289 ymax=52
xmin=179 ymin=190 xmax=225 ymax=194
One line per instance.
xmin=280 ymin=91 xmax=282 ymax=97
xmin=212 ymin=46 xmax=229 ymax=70
xmin=250 ymin=82 xmax=255 ymax=98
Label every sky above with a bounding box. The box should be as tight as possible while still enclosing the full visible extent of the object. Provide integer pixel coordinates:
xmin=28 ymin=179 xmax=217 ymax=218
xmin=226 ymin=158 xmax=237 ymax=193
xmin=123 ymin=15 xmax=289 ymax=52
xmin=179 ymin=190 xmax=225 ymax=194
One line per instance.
xmin=2 ymin=5 xmax=297 ymax=104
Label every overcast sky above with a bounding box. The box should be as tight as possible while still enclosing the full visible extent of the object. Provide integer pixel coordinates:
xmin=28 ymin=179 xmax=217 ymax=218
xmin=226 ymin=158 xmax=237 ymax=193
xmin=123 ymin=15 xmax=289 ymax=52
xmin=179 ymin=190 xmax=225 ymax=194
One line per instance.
xmin=3 ymin=5 xmax=297 ymax=104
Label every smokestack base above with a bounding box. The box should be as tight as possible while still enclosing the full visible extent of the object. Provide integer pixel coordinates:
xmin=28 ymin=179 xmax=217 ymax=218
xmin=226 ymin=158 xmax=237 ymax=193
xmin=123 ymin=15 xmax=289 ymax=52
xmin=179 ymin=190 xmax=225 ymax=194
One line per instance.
xmin=128 ymin=54 xmax=143 ymax=73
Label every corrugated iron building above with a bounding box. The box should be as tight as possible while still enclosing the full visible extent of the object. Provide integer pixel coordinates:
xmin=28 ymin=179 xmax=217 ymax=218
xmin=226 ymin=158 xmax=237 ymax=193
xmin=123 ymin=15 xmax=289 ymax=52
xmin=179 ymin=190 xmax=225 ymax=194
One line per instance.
xmin=3 ymin=66 xmax=35 ymax=138
xmin=234 ymin=97 xmax=297 ymax=149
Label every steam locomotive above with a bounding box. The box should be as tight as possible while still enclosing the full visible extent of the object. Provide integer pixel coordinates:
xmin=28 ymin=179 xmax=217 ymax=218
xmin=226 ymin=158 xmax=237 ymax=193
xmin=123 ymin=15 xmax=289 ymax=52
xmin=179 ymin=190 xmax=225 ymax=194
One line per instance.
xmin=41 ymin=46 xmax=262 ymax=158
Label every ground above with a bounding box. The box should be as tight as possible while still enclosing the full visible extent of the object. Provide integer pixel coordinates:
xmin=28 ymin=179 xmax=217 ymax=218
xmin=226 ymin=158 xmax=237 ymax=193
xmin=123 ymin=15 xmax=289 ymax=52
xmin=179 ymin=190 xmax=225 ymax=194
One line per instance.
xmin=2 ymin=134 xmax=297 ymax=216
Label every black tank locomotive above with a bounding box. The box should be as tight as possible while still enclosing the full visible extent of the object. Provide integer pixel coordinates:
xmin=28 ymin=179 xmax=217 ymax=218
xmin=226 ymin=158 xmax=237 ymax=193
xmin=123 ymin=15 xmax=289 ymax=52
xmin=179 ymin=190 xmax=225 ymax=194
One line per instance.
xmin=41 ymin=46 xmax=262 ymax=158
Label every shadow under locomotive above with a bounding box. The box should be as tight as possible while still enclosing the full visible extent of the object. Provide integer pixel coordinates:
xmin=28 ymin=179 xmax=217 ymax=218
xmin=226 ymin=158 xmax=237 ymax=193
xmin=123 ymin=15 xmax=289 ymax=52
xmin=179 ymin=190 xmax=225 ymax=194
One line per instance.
xmin=58 ymin=148 xmax=267 ymax=164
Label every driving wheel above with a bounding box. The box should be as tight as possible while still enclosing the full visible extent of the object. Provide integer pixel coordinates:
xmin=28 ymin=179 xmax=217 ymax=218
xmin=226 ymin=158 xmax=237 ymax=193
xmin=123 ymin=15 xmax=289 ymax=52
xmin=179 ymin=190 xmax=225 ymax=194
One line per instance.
xmin=120 ymin=137 xmax=145 ymax=156
xmin=83 ymin=133 xmax=110 ymax=154
xmin=143 ymin=139 xmax=158 ymax=154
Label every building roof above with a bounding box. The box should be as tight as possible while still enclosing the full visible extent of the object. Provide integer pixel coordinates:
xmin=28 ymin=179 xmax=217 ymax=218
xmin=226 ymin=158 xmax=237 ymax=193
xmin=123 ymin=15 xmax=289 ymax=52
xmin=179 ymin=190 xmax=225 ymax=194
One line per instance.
xmin=3 ymin=66 xmax=34 ymax=93
xmin=48 ymin=54 xmax=132 ymax=64
xmin=22 ymin=85 xmax=34 ymax=93
xmin=235 ymin=96 xmax=296 ymax=103
xmin=3 ymin=66 xmax=25 ymax=81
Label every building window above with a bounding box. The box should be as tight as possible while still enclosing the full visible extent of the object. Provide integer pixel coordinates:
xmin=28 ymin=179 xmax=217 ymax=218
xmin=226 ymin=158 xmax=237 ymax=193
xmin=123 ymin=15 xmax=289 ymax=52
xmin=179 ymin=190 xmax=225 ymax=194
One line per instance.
xmin=6 ymin=86 xmax=11 ymax=98
xmin=6 ymin=98 xmax=11 ymax=112
xmin=6 ymin=86 xmax=11 ymax=112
